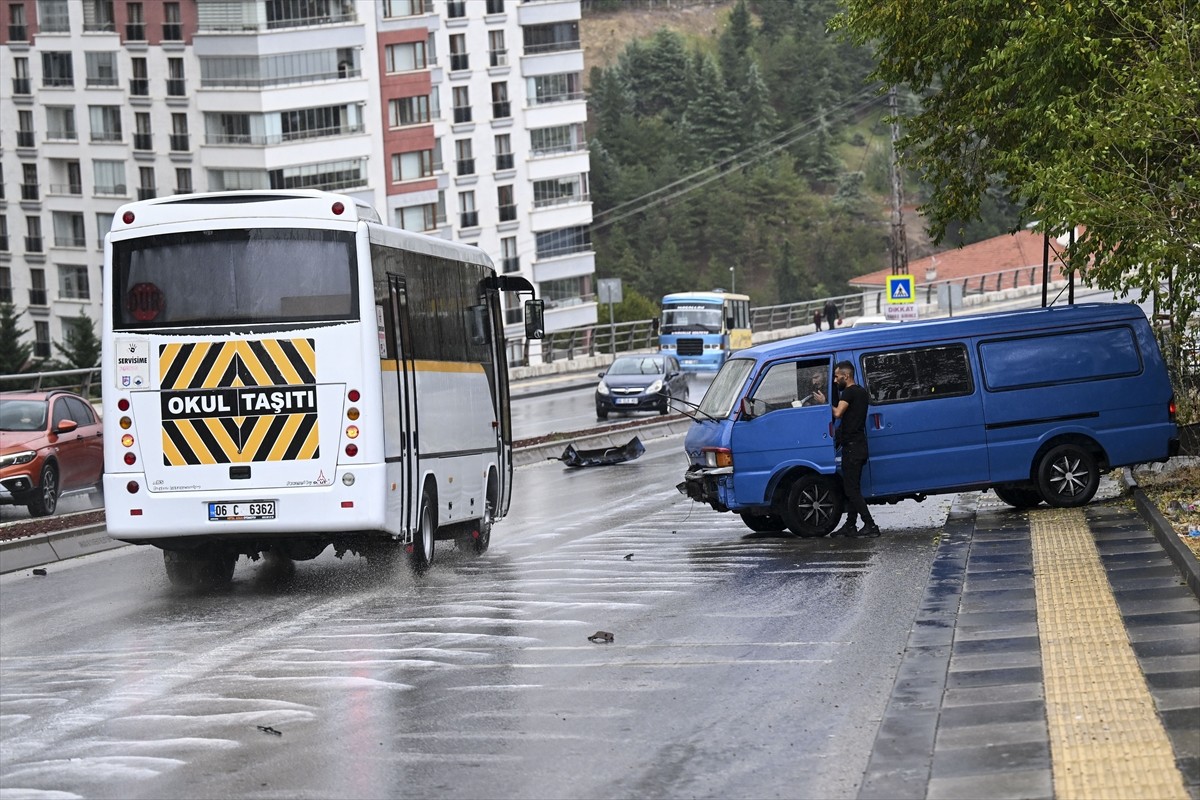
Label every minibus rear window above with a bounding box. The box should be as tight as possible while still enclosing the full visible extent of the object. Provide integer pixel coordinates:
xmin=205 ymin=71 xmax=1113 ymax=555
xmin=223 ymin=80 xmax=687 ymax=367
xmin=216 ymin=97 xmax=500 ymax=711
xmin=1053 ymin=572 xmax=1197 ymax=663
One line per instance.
xmin=980 ymin=326 xmax=1141 ymax=390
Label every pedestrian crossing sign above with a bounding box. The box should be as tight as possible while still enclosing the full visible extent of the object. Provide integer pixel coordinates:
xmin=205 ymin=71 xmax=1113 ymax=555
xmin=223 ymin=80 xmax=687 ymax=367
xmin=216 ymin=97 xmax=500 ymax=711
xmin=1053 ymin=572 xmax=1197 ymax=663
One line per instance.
xmin=887 ymin=274 xmax=915 ymax=304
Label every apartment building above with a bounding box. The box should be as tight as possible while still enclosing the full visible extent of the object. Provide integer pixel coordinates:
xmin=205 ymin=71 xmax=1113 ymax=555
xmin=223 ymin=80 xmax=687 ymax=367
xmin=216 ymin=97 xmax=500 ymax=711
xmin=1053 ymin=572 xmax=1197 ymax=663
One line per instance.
xmin=0 ymin=0 xmax=595 ymax=367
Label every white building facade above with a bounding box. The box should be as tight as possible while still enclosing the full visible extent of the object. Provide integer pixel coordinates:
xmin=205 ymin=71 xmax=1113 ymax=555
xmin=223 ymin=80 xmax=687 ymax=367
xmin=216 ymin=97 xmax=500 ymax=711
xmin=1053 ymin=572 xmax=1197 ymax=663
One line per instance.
xmin=0 ymin=0 xmax=595 ymax=367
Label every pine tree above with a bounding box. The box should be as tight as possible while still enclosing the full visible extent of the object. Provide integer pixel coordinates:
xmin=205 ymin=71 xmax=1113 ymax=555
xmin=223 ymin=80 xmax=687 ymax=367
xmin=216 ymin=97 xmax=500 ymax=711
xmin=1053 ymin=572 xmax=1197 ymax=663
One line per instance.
xmin=719 ymin=0 xmax=754 ymax=94
xmin=0 ymin=304 xmax=33 ymax=374
xmin=53 ymin=312 xmax=101 ymax=369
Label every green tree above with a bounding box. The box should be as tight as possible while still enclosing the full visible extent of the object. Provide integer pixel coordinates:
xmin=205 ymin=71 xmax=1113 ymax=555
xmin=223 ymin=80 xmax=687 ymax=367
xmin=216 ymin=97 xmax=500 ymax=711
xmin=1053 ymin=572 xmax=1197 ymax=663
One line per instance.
xmin=719 ymin=0 xmax=754 ymax=94
xmin=833 ymin=0 xmax=1200 ymax=361
xmin=0 ymin=304 xmax=33 ymax=374
xmin=611 ymin=287 xmax=659 ymax=324
xmin=682 ymin=53 xmax=742 ymax=163
xmin=53 ymin=312 xmax=101 ymax=369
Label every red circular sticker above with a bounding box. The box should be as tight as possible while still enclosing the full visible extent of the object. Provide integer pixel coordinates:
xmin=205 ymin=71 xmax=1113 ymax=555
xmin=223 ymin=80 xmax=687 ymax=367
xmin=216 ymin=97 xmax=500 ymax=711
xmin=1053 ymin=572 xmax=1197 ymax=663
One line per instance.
xmin=127 ymin=282 xmax=164 ymax=322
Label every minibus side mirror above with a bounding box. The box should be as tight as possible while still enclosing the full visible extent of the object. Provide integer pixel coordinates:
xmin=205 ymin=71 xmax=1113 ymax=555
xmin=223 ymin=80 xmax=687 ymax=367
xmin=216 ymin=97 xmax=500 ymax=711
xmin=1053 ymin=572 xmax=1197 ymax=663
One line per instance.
xmin=524 ymin=299 xmax=545 ymax=340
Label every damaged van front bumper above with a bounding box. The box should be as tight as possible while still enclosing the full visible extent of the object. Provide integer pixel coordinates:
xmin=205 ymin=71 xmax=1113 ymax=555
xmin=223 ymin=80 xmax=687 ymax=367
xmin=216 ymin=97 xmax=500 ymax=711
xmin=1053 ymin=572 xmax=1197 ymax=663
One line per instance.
xmin=677 ymin=465 xmax=733 ymax=512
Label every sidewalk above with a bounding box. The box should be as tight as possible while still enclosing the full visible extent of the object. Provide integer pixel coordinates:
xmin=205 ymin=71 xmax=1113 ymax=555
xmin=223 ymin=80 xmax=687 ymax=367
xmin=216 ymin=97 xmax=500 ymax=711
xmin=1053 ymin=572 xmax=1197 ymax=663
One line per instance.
xmin=860 ymin=471 xmax=1200 ymax=800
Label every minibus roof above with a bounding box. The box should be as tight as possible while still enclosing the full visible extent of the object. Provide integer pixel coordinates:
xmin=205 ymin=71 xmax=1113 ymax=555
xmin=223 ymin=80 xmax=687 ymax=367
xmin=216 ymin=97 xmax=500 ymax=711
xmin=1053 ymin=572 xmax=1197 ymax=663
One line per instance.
xmin=739 ymin=302 xmax=1147 ymax=362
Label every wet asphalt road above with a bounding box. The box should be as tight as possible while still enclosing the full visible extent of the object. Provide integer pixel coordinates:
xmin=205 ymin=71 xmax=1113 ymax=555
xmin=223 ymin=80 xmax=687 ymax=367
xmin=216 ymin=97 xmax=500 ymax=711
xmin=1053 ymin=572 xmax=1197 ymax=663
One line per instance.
xmin=0 ymin=433 xmax=951 ymax=799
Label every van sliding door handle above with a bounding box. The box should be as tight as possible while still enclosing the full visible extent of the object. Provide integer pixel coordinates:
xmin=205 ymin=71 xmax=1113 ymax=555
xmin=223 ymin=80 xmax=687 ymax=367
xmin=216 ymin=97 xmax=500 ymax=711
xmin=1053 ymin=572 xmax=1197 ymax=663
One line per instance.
xmin=871 ymin=413 xmax=883 ymax=430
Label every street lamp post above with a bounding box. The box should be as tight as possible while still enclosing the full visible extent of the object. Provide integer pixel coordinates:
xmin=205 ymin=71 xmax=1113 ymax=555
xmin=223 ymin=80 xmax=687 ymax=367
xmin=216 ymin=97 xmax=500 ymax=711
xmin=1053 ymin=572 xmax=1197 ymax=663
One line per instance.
xmin=730 ymin=265 xmax=736 ymax=293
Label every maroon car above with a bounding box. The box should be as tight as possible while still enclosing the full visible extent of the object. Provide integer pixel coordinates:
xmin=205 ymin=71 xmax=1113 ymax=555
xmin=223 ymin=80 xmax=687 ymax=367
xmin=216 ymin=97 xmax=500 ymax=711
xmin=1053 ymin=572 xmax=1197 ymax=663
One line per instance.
xmin=1 ymin=390 xmax=104 ymax=516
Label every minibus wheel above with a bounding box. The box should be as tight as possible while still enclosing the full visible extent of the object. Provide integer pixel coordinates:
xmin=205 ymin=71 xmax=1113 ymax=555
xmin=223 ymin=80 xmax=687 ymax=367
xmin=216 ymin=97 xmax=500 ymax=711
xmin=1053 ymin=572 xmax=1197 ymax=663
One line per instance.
xmin=782 ymin=475 xmax=844 ymax=537
xmin=993 ymin=486 xmax=1043 ymax=509
xmin=408 ymin=486 xmax=436 ymax=575
xmin=739 ymin=512 xmax=786 ymax=532
xmin=1036 ymin=444 xmax=1100 ymax=508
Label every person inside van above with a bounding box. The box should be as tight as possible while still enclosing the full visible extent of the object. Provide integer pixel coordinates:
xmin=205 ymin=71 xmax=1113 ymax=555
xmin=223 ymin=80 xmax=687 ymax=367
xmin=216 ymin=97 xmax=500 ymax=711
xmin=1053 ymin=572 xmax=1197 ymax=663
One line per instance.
xmin=831 ymin=361 xmax=881 ymax=538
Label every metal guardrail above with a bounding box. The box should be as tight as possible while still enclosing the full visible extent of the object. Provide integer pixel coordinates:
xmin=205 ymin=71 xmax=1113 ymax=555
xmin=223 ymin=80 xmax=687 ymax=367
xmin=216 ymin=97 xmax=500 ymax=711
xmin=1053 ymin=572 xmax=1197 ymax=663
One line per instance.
xmin=0 ymin=366 xmax=100 ymax=397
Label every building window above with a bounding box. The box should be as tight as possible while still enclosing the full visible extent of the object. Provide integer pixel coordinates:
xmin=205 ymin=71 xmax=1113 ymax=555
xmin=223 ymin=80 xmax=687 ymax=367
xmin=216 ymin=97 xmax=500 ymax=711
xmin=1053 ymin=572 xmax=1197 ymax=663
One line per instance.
xmin=52 ymin=211 xmax=86 ymax=248
xmin=58 ymin=264 xmax=90 ymax=300
xmin=391 ymin=149 xmax=434 ymax=182
xmin=523 ymin=21 xmax=580 ymax=55
xmin=45 ymin=106 xmax=77 ymax=141
xmin=88 ymin=105 xmax=123 ymax=143
xmin=459 ymin=190 xmax=477 ymax=228
xmin=488 ymin=30 xmax=507 ymax=68
xmin=41 ymin=52 xmax=74 ymax=88
xmin=129 ymin=56 xmax=148 ymax=95
xmin=397 ymin=203 xmax=437 ymax=233
xmin=491 ymin=82 xmax=510 ymax=119
xmin=138 ymin=167 xmax=156 ymax=200
xmin=385 ymin=41 xmax=427 ymax=73
xmin=495 ymin=133 xmax=513 ymax=170
xmin=170 ymin=113 xmax=189 ymax=151
xmin=536 ymin=225 xmax=592 ymax=260
xmin=175 ymin=168 xmax=193 ymax=194
xmin=454 ymin=139 xmax=474 ymax=176
xmin=268 ymin=158 xmax=367 ymax=192
xmin=452 ymin=86 xmax=471 ymax=124
xmin=125 ymin=2 xmax=145 ymax=39
xmin=501 ymin=236 xmax=518 ymax=273
xmin=0 ymin=216 xmax=8 ymax=256
xmin=539 ymin=276 xmax=591 ymax=308
xmin=17 ymin=109 xmax=34 ymax=148
xmin=8 ymin=2 xmax=28 ymax=40
xmin=498 ymin=185 xmax=516 ymax=222
xmin=12 ymin=56 xmax=31 ymax=94
xmin=280 ymin=105 xmax=358 ymax=142
xmin=449 ymin=34 xmax=468 ymax=71
xmin=133 ymin=112 xmax=152 ymax=150
xmin=0 ymin=266 xmax=11 ymax=304
xmin=163 ymin=1 xmax=182 ymax=40
xmin=26 ymin=217 xmax=44 ymax=253
xmin=30 ymin=268 xmax=48 ymax=307
xmin=39 ymin=0 xmax=70 ymax=32
xmin=382 ymin=0 xmax=425 ymax=17
xmin=388 ymin=95 xmax=430 ymax=127
xmin=167 ymin=57 xmax=186 ymax=96
xmin=21 ymin=164 xmax=39 ymax=201
xmin=530 ymin=123 xmax=586 ymax=157
xmin=529 ymin=72 xmax=583 ymax=105
xmin=93 ymin=159 xmax=126 ymax=196
xmin=34 ymin=321 xmax=51 ymax=359
xmin=534 ymin=174 xmax=588 ymax=208
xmin=83 ymin=0 xmax=115 ymax=32
xmin=84 ymin=51 xmax=118 ymax=87
xmin=446 ymin=0 xmax=465 ymax=19
xmin=486 ymin=0 xmax=504 ymax=14
xmin=96 ymin=212 xmax=113 ymax=248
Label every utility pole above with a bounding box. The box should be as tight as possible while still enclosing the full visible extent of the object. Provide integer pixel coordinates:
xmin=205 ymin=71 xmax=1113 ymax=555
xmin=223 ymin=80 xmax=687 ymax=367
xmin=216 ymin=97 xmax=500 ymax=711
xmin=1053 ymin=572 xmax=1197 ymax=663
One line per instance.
xmin=888 ymin=86 xmax=909 ymax=276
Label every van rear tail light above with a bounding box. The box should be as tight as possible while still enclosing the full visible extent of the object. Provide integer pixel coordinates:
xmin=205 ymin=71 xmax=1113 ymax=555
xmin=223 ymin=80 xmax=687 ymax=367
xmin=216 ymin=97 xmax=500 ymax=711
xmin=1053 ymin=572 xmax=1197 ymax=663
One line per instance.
xmin=1169 ymin=397 xmax=1177 ymax=422
xmin=703 ymin=447 xmax=733 ymax=468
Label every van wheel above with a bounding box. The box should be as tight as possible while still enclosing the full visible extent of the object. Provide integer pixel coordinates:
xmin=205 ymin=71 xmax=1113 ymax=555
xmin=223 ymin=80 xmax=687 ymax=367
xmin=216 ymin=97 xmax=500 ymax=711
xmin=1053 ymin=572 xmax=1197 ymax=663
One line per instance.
xmin=1036 ymin=444 xmax=1100 ymax=508
xmin=993 ymin=486 xmax=1043 ymax=509
xmin=782 ymin=476 xmax=844 ymax=538
xmin=739 ymin=512 xmax=786 ymax=532
xmin=408 ymin=487 xmax=436 ymax=575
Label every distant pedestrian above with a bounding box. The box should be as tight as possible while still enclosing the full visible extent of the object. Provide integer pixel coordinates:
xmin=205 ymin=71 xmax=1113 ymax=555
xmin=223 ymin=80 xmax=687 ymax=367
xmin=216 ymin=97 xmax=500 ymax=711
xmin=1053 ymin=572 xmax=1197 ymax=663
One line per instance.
xmin=813 ymin=310 xmax=822 ymax=332
xmin=823 ymin=299 xmax=840 ymax=329
xmin=830 ymin=360 xmax=880 ymax=538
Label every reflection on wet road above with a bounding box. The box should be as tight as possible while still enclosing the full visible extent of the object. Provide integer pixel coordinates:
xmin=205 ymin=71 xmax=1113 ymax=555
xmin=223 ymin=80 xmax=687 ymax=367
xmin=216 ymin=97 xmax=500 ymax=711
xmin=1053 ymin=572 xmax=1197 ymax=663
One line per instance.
xmin=0 ymin=434 xmax=948 ymax=799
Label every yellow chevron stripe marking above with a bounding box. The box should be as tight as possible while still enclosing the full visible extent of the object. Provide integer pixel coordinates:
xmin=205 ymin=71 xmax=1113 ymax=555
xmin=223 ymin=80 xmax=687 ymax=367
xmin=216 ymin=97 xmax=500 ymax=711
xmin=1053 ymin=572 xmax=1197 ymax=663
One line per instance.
xmin=176 ymin=419 xmax=218 ymax=465
xmin=159 ymin=343 xmax=183 ymax=381
xmin=201 ymin=417 xmax=242 ymax=461
xmin=296 ymin=419 xmax=320 ymax=460
xmin=237 ymin=341 xmax=274 ymax=387
xmin=161 ymin=426 xmax=186 ymax=467
xmin=293 ymin=338 xmax=316 ymax=376
xmin=175 ymin=342 xmax=212 ymax=391
xmin=266 ymin=413 xmax=306 ymax=462
xmin=204 ymin=342 xmax=241 ymax=389
xmin=262 ymin=339 xmax=303 ymax=385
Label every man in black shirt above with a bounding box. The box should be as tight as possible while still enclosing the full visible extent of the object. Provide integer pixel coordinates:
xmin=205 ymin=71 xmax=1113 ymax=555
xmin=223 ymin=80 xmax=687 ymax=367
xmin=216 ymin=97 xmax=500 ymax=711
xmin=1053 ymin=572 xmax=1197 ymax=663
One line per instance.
xmin=830 ymin=360 xmax=881 ymax=538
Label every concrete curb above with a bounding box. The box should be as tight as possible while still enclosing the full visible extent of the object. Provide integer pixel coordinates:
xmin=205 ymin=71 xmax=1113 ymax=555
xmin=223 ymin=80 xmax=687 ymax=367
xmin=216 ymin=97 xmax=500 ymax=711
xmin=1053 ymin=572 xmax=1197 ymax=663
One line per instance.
xmin=1123 ymin=467 xmax=1200 ymax=601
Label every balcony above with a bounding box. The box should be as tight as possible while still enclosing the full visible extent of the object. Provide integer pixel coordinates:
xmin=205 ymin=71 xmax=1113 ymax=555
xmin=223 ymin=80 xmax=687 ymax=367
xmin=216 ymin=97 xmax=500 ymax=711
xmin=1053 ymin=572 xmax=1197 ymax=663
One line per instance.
xmin=54 ymin=235 xmax=87 ymax=248
xmin=26 ymin=236 xmax=44 ymax=253
xmin=46 ymin=128 xmax=77 ymax=142
xmin=21 ymin=184 xmax=39 ymax=201
xmin=17 ymin=131 xmax=35 ymax=148
xmin=489 ymin=50 xmax=508 ymax=68
xmin=90 ymin=131 xmax=123 ymax=143
xmin=163 ymin=23 xmax=183 ymax=40
xmin=460 ymin=210 xmax=479 ymax=228
xmin=0 ymin=235 xmax=8 ymax=252
xmin=174 ymin=185 xmax=194 ymax=195
xmin=456 ymin=158 xmax=475 ymax=176
xmin=492 ymin=100 xmax=511 ymax=119
xmin=126 ymin=23 xmax=146 ymax=40
xmin=133 ymin=133 xmax=153 ymax=150
xmin=8 ymin=23 xmax=27 ymax=40
xmin=29 ymin=288 xmax=48 ymax=306
xmin=530 ymin=90 xmax=585 ymax=107
xmin=496 ymin=153 xmax=514 ymax=171
xmin=502 ymin=256 xmax=519 ymax=273
xmin=166 ymin=78 xmax=186 ymax=96
xmin=95 ymin=184 xmax=128 ymax=197
xmin=12 ymin=77 xmax=31 ymax=95
xmin=524 ymin=39 xmax=581 ymax=56
xmin=84 ymin=20 xmax=116 ymax=32
xmin=43 ymin=76 xmax=74 ymax=88
xmin=449 ymin=53 xmax=469 ymax=71
xmin=129 ymin=78 xmax=149 ymax=96
xmin=170 ymin=133 xmax=190 ymax=151
xmin=49 ymin=184 xmax=83 ymax=196
xmin=453 ymin=107 xmax=472 ymax=124
xmin=138 ymin=187 xmax=157 ymax=200
xmin=499 ymin=204 xmax=517 ymax=222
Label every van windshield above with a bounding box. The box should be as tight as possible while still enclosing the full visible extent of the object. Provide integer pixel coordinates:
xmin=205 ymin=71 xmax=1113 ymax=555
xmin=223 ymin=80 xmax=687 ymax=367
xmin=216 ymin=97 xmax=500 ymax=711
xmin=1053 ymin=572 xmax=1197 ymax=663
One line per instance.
xmin=699 ymin=358 xmax=754 ymax=419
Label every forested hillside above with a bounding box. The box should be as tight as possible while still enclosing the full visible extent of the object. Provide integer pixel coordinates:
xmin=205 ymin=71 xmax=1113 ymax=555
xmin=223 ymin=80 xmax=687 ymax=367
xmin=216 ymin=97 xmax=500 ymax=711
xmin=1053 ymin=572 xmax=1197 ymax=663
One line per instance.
xmin=581 ymin=0 xmax=1020 ymax=317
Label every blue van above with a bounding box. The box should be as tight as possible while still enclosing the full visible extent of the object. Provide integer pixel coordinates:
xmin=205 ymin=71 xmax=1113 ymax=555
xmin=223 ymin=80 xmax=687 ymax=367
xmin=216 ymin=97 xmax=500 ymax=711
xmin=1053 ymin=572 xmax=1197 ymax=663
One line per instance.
xmin=678 ymin=303 xmax=1179 ymax=536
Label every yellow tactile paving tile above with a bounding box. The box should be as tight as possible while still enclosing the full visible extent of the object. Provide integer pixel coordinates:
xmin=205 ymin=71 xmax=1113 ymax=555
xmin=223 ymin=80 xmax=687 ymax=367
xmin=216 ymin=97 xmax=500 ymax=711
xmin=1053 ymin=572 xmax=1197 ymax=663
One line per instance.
xmin=1030 ymin=507 xmax=1189 ymax=800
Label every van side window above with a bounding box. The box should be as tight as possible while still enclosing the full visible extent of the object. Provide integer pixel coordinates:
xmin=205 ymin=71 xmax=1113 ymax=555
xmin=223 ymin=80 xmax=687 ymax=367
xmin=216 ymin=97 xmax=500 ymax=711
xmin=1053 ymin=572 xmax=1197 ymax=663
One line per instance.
xmin=979 ymin=326 xmax=1141 ymax=390
xmin=862 ymin=345 xmax=972 ymax=403
xmin=750 ymin=358 xmax=830 ymax=413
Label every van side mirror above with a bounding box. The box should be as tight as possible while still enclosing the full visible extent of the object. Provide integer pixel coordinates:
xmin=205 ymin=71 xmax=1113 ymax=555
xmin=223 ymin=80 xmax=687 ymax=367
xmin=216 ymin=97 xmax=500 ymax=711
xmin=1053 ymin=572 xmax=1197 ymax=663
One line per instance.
xmin=739 ymin=397 xmax=762 ymax=420
xmin=524 ymin=299 xmax=545 ymax=339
